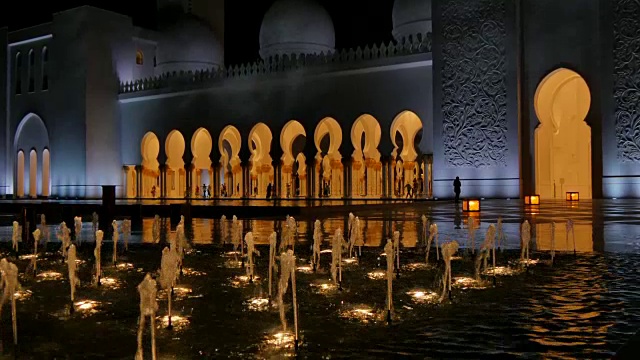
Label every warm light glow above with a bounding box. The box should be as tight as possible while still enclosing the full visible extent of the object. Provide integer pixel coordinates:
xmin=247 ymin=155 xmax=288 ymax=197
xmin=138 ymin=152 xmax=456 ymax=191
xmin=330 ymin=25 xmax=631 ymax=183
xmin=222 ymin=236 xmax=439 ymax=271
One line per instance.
xmin=159 ymin=315 xmax=190 ymax=330
xmin=229 ymin=275 xmax=261 ymax=288
xmin=116 ymin=263 xmax=135 ymax=270
xmin=181 ymin=268 xmax=207 ymax=276
xmin=74 ymin=300 xmax=105 ymax=316
xmin=37 ymin=271 xmax=63 ymax=281
xmin=310 ymin=281 xmax=337 ymax=294
xmin=566 ymin=192 xmax=579 ymax=201
xmin=244 ymin=297 xmax=270 ymax=311
xmin=14 ymin=289 xmax=33 ymax=300
xmin=404 ymin=262 xmax=429 ymax=271
xmin=320 ymin=249 xmax=332 ymax=254
xmin=366 ymin=270 xmax=386 ymax=280
xmin=462 ymin=199 xmax=481 ymax=212
xmin=453 ymin=277 xmax=487 ymax=289
xmin=297 ymin=265 xmax=314 ymax=274
xmin=407 ymin=290 xmax=439 ymax=304
xmin=100 ymin=277 xmax=121 ymax=289
xmin=340 ymin=306 xmax=377 ymax=323
xmin=19 ymin=254 xmax=38 ymax=260
xmin=482 ymin=266 xmax=517 ymax=276
xmin=264 ymin=331 xmax=296 ymax=349
xmin=342 ymin=258 xmax=357 ymax=265
xmin=525 ymin=195 xmax=540 ymax=205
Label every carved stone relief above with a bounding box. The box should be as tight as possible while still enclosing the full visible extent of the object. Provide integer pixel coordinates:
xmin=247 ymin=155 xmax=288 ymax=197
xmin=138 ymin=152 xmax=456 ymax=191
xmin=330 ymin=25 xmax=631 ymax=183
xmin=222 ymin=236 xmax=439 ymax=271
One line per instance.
xmin=440 ymin=0 xmax=508 ymax=168
xmin=614 ymin=0 xmax=640 ymax=162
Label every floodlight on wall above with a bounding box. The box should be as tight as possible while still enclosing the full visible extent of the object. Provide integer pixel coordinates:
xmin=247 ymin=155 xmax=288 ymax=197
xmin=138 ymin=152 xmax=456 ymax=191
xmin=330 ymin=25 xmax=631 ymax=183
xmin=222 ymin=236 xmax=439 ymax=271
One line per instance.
xmin=566 ymin=192 xmax=579 ymax=201
xmin=462 ymin=199 xmax=480 ymax=212
xmin=524 ymin=195 xmax=540 ymax=205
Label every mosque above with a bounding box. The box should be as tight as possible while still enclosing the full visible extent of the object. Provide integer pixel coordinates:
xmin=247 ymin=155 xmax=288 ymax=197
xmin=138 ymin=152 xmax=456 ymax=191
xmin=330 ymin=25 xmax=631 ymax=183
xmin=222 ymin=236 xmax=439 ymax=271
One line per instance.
xmin=1 ymin=0 xmax=638 ymax=200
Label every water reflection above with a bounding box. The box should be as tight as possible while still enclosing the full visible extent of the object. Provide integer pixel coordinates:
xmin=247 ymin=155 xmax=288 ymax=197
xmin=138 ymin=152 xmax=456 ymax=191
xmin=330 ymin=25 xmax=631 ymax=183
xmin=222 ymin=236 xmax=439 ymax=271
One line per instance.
xmin=536 ymin=222 xmax=593 ymax=252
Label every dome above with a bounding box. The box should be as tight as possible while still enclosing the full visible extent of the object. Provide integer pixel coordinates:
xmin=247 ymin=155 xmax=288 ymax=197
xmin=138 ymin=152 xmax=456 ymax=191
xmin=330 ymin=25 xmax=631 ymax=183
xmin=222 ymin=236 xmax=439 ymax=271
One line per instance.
xmin=392 ymin=0 xmax=432 ymax=42
xmin=259 ymin=0 xmax=335 ymax=60
xmin=156 ymin=15 xmax=224 ymax=75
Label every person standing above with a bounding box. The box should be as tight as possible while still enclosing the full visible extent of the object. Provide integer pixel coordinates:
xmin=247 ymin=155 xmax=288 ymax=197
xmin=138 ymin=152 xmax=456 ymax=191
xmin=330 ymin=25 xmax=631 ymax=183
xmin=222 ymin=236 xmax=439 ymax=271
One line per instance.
xmin=266 ymin=183 xmax=272 ymax=199
xmin=453 ymin=176 xmax=462 ymax=203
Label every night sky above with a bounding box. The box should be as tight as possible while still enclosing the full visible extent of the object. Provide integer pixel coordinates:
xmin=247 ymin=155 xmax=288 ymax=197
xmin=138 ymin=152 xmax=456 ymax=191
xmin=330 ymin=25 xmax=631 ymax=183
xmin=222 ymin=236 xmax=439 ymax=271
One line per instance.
xmin=0 ymin=0 xmax=395 ymax=65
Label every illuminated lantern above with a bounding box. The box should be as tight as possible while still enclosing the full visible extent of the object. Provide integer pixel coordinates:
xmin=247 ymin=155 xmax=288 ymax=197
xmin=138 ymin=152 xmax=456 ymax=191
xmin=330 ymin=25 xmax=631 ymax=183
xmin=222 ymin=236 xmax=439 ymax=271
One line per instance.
xmin=462 ymin=199 xmax=480 ymax=212
xmin=566 ymin=192 xmax=579 ymax=201
xmin=524 ymin=195 xmax=540 ymax=205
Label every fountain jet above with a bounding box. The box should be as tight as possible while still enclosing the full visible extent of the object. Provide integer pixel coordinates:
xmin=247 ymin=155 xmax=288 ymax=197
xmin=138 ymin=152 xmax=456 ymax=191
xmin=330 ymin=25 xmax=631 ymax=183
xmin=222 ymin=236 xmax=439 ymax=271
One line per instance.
xmin=159 ymin=247 xmax=179 ymax=330
xmin=244 ymin=232 xmax=260 ymax=282
xmin=95 ymin=230 xmax=103 ymax=286
xmin=440 ymin=240 xmax=459 ymax=303
xmin=136 ymin=274 xmax=158 ymax=360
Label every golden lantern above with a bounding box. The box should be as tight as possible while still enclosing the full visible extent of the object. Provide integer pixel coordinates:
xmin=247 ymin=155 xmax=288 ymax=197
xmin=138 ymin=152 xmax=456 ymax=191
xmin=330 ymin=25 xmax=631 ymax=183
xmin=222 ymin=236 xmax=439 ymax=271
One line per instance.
xmin=566 ymin=192 xmax=579 ymax=201
xmin=524 ymin=195 xmax=540 ymax=205
xmin=462 ymin=199 xmax=480 ymax=212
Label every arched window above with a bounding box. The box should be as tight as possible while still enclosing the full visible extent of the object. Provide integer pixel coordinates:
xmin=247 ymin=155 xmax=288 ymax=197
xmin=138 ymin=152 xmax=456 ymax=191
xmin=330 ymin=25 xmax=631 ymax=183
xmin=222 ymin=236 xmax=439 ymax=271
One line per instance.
xmin=28 ymin=49 xmax=35 ymax=92
xmin=15 ymin=52 xmax=22 ymax=95
xmin=136 ymin=50 xmax=144 ymax=65
xmin=41 ymin=47 xmax=49 ymax=90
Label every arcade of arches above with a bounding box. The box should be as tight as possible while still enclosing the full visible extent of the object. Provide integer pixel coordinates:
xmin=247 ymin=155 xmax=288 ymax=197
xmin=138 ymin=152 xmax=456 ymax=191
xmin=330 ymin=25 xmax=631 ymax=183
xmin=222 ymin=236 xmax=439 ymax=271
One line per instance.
xmin=125 ymin=111 xmax=433 ymax=199
xmin=14 ymin=113 xmax=50 ymax=198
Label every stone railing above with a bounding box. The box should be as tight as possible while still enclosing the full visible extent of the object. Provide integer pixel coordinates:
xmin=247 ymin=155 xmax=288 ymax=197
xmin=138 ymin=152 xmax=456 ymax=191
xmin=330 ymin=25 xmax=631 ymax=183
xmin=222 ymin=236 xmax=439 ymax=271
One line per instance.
xmin=119 ymin=33 xmax=432 ymax=94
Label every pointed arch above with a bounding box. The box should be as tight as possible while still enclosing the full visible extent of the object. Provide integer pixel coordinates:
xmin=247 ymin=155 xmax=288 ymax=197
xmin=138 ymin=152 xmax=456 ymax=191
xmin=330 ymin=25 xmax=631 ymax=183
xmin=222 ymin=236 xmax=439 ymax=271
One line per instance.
xmin=29 ymin=149 xmax=37 ymax=197
xmin=218 ymin=125 xmax=242 ymax=197
xmin=191 ymin=127 xmax=213 ymax=170
xmin=249 ymin=123 xmax=273 ymax=197
xmin=280 ymin=120 xmax=307 ymax=197
xmin=141 ymin=131 xmax=160 ymax=170
xmin=351 ymin=114 xmax=382 ymax=198
xmin=390 ymin=110 xmax=424 ymax=198
xmin=165 ymin=130 xmax=185 ymax=198
xmin=314 ymin=117 xmax=343 ymax=198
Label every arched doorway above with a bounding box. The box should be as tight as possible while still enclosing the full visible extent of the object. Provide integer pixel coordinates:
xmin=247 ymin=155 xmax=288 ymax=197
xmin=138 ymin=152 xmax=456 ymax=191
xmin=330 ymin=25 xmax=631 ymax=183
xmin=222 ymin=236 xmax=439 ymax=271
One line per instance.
xmin=314 ymin=117 xmax=343 ymax=198
xmin=191 ymin=128 xmax=213 ymax=198
xmin=165 ymin=130 xmax=186 ymax=198
xmin=534 ymin=68 xmax=591 ymax=199
xmin=16 ymin=150 xmax=25 ymax=197
xmin=42 ymin=148 xmax=50 ymax=197
xmin=14 ymin=113 xmax=49 ymax=198
xmin=29 ymin=149 xmax=37 ymax=198
xmin=280 ymin=120 xmax=307 ymax=198
xmin=140 ymin=132 xmax=160 ymax=198
xmin=351 ymin=114 xmax=382 ymax=198
xmin=218 ymin=125 xmax=242 ymax=198
xmin=390 ymin=111 xmax=424 ymax=198
xmin=249 ymin=123 xmax=274 ymax=197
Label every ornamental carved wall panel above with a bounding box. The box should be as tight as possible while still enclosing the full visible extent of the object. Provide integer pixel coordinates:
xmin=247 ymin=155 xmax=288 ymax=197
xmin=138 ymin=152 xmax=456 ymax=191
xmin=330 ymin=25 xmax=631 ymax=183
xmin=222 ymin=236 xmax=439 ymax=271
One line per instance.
xmin=440 ymin=0 xmax=508 ymax=168
xmin=614 ymin=0 xmax=640 ymax=162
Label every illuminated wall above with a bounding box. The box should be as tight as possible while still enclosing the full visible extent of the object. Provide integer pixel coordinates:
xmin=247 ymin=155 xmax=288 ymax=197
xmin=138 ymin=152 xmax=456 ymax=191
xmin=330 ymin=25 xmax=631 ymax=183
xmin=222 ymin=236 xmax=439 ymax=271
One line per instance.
xmin=602 ymin=0 xmax=640 ymax=198
xmin=0 ymin=28 xmax=6 ymax=196
xmin=432 ymin=0 xmax=520 ymax=199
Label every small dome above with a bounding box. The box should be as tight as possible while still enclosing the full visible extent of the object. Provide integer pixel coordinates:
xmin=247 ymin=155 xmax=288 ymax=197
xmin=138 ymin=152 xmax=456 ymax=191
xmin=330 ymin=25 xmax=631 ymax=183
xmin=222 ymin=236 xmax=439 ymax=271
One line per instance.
xmin=259 ymin=0 xmax=335 ymax=60
xmin=156 ymin=15 xmax=224 ymax=75
xmin=392 ymin=0 xmax=432 ymax=42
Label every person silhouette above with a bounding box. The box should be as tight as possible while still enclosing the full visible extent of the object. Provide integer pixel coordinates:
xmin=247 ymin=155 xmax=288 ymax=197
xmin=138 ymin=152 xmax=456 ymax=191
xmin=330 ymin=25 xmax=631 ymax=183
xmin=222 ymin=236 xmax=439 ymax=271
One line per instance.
xmin=453 ymin=176 xmax=461 ymax=203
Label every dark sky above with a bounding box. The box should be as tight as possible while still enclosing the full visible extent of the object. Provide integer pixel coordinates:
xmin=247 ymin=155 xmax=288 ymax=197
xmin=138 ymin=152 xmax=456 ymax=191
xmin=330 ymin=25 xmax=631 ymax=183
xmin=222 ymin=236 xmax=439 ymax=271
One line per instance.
xmin=0 ymin=0 xmax=394 ymax=65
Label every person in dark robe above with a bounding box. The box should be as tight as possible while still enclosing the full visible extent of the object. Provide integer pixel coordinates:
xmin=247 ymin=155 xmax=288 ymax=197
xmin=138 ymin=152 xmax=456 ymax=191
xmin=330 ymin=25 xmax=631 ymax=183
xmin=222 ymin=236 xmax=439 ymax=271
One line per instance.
xmin=266 ymin=183 xmax=272 ymax=199
xmin=453 ymin=176 xmax=462 ymax=203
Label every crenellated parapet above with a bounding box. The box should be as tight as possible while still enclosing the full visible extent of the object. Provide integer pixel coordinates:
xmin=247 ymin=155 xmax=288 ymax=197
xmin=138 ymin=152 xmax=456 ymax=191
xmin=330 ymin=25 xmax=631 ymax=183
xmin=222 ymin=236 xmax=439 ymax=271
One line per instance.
xmin=119 ymin=33 xmax=432 ymax=94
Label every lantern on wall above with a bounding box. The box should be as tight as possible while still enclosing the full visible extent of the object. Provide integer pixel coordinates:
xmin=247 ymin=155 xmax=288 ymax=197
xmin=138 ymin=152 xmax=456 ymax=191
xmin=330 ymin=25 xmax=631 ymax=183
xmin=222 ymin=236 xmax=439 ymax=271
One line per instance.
xmin=524 ymin=195 xmax=540 ymax=205
xmin=566 ymin=192 xmax=579 ymax=201
xmin=462 ymin=199 xmax=480 ymax=212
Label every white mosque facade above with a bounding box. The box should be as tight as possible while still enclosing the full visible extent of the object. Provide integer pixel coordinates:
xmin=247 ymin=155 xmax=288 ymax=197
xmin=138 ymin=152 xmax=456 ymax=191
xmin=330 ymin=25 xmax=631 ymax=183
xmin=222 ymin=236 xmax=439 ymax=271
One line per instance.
xmin=1 ymin=0 xmax=639 ymax=200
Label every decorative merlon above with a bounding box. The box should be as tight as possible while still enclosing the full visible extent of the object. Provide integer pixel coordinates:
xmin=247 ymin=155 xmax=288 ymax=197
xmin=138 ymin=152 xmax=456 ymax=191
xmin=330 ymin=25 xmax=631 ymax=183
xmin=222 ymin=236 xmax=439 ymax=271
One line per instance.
xmin=119 ymin=33 xmax=432 ymax=94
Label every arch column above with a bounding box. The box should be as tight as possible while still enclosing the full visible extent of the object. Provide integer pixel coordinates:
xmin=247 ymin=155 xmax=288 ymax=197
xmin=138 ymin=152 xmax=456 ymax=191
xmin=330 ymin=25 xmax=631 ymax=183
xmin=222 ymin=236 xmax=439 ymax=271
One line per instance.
xmin=159 ymin=164 xmax=167 ymax=199
xmin=381 ymin=156 xmax=390 ymax=199
xmin=135 ymin=165 xmax=143 ymax=199
xmin=185 ymin=164 xmax=193 ymax=199
xmin=273 ymin=160 xmax=281 ymax=199
xmin=343 ymin=157 xmax=351 ymax=199
xmin=212 ymin=163 xmax=220 ymax=197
